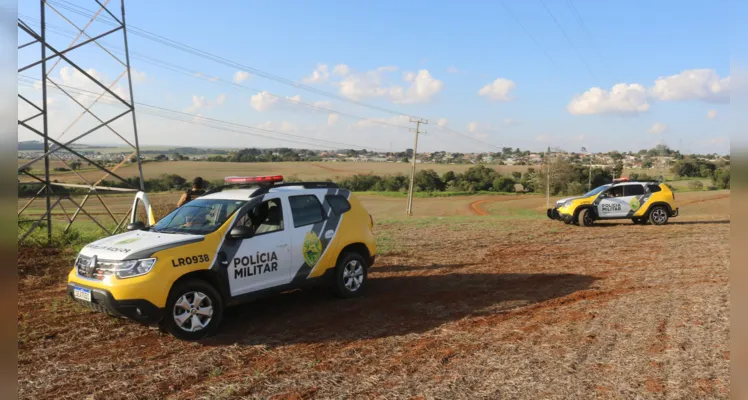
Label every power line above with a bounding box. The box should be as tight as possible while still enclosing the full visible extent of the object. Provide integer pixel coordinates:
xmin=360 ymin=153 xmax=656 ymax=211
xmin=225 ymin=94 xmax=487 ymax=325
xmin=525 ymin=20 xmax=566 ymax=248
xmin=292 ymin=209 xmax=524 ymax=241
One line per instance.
xmin=564 ymin=0 xmax=610 ymax=78
xmin=18 ymin=14 xmax=411 ymax=131
xmin=18 ymin=77 xmax=392 ymax=152
xmin=498 ymin=0 xmax=564 ymax=73
xmin=27 ymin=3 xmax=508 ymax=153
xmin=539 ymin=0 xmax=601 ymax=86
xmin=46 ymin=0 xmax=413 ymax=117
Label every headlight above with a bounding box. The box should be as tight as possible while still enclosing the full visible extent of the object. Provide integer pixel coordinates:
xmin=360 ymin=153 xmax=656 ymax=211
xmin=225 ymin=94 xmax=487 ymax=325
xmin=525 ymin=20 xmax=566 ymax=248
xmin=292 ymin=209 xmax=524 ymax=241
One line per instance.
xmin=563 ymin=200 xmax=574 ymax=207
xmin=115 ymin=258 xmax=157 ymax=279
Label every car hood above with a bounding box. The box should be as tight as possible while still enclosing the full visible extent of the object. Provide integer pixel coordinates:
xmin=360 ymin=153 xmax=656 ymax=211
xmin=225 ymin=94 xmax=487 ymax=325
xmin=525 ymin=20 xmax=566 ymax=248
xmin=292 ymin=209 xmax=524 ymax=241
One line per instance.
xmin=555 ymin=196 xmax=587 ymax=206
xmin=78 ymin=230 xmax=205 ymax=261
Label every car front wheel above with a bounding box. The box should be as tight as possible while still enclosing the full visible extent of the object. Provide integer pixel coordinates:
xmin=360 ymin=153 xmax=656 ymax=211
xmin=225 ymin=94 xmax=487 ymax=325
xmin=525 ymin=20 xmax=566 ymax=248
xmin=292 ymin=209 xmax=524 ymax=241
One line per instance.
xmin=161 ymin=279 xmax=223 ymax=341
xmin=332 ymin=252 xmax=368 ymax=298
xmin=577 ymin=208 xmax=595 ymax=227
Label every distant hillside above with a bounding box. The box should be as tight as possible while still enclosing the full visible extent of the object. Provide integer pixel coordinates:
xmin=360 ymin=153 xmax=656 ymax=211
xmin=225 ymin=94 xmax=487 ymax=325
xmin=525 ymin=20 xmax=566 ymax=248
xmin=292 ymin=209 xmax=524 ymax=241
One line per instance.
xmin=18 ymin=141 xmax=44 ymax=150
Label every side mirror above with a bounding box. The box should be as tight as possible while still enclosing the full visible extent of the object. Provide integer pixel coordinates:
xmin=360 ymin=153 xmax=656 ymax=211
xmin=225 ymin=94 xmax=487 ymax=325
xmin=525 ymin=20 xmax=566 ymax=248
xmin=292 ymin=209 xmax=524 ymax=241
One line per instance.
xmin=127 ymin=221 xmax=146 ymax=231
xmin=228 ymin=226 xmax=253 ymax=240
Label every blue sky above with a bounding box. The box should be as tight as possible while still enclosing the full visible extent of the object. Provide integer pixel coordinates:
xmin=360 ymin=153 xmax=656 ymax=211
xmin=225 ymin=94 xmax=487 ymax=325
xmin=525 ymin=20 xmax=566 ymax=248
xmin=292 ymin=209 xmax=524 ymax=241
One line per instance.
xmin=17 ymin=0 xmax=731 ymax=154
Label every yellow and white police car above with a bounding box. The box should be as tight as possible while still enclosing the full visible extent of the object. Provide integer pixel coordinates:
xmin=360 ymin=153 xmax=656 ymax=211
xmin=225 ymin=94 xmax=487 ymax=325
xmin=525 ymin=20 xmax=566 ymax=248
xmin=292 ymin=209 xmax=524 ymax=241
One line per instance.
xmin=547 ymin=178 xmax=679 ymax=226
xmin=67 ymin=176 xmax=376 ymax=340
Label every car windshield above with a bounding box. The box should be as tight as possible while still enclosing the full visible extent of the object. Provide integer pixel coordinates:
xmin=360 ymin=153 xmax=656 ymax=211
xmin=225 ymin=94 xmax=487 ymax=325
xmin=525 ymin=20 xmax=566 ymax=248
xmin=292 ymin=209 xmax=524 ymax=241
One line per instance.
xmin=583 ymin=184 xmax=611 ymax=197
xmin=151 ymin=199 xmax=247 ymax=235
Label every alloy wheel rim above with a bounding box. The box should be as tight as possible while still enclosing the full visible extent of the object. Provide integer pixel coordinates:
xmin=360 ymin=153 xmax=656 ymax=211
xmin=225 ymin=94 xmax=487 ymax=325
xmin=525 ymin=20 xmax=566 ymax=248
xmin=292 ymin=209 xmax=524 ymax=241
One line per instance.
xmin=173 ymin=291 xmax=213 ymax=332
xmin=653 ymin=209 xmax=667 ymax=224
xmin=343 ymin=260 xmax=364 ymax=292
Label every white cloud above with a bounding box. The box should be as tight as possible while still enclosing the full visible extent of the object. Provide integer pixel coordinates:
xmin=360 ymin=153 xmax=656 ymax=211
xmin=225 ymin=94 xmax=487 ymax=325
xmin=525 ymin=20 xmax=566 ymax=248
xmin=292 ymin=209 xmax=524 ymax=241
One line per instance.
xmin=332 ymin=64 xmax=350 ymax=76
xmin=467 ymin=121 xmax=479 ymax=133
xmin=56 ymin=66 xmax=129 ymax=104
xmin=650 ymin=69 xmax=730 ymax=103
xmin=502 ymin=118 xmax=520 ymax=126
xmin=352 ymin=115 xmax=410 ymax=130
xmin=287 ymin=95 xmax=302 ymax=103
xmin=337 ymin=67 xmax=442 ymax=104
xmin=328 ymin=114 xmax=339 ymax=126
xmin=233 ymin=71 xmax=250 ymax=84
xmin=436 ymin=118 xmax=449 ymax=128
xmin=478 ymin=78 xmax=516 ymax=101
xmin=257 ymin=120 xmax=296 ymax=133
xmin=250 ymin=91 xmax=279 ymax=111
xmin=707 ymin=109 xmax=718 ymax=119
xmin=186 ymin=94 xmax=226 ymax=113
xmin=130 ymin=68 xmax=147 ymax=84
xmin=313 ymin=100 xmax=332 ymax=108
xmin=446 ymin=66 xmax=460 ymax=74
xmin=567 ymin=83 xmax=650 ymax=115
xmin=302 ymin=63 xmax=329 ymax=84
xmin=648 ymin=122 xmax=668 ymax=134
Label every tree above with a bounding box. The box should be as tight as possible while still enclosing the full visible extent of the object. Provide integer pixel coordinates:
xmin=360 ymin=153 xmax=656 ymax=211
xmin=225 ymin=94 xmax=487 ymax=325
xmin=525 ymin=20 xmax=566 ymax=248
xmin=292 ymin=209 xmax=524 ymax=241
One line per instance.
xmin=712 ymin=167 xmax=730 ymax=189
xmin=155 ymin=154 xmax=168 ymax=161
xmin=613 ymin=161 xmax=624 ymax=178
xmin=512 ymin=171 xmax=522 ymax=180
xmin=69 ymin=161 xmax=82 ymax=170
xmin=413 ymin=169 xmax=444 ymax=192
xmin=492 ymin=176 xmax=516 ymax=192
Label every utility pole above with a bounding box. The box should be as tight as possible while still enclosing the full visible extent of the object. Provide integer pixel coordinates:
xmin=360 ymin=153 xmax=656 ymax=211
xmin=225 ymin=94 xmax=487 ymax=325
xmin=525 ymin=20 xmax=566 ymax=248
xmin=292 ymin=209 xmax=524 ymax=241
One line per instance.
xmin=582 ymin=146 xmax=592 ymax=191
xmin=406 ymin=117 xmax=427 ymax=216
xmin=546 ymin=150 xmax=551 ymax=209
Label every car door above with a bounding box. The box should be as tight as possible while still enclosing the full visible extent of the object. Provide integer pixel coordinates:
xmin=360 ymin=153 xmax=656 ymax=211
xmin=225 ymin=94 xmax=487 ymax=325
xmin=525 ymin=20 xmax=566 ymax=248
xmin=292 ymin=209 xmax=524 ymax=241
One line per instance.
xmin=222 ymin=196 xmax=292 ymax=297
xmin=287 ymin=193 xmax=335 ymax=283
xmin=622 ymin=183 xmax=647 ymax=216
xmin=596 ymin=185 xmax=627 ymax=218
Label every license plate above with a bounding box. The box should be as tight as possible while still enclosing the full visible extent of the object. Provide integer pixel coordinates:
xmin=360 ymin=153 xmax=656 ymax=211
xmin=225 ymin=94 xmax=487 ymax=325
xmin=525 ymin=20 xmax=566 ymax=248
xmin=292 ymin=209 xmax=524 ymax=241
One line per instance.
xmin=73 ymin=286 xmax=91 ymax=302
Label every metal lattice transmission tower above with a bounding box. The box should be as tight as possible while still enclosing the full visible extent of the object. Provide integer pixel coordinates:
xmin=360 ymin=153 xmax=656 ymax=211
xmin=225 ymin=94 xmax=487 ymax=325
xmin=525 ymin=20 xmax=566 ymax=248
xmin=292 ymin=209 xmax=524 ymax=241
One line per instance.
xmin=17 ymin=0 xmax=145 ymax=243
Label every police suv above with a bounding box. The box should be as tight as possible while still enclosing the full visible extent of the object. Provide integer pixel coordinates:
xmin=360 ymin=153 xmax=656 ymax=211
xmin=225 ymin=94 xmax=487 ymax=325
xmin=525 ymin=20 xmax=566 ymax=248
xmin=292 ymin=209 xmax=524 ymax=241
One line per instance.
xmin=67 ymin=176 xmax=377 ymax=340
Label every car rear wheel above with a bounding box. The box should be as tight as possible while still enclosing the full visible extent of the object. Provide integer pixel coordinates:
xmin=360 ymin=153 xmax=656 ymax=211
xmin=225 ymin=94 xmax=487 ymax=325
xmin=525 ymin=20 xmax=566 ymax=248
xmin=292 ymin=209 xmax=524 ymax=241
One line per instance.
xmin=577 ymin=208 xmax=595 ymax=227
xmin=649 ymin=206 xmax=669 ymax=226
xmin=161 ymin=279 xmax=223 ymax=341
xmin=332 ymin=252 xmax=368 ymax=298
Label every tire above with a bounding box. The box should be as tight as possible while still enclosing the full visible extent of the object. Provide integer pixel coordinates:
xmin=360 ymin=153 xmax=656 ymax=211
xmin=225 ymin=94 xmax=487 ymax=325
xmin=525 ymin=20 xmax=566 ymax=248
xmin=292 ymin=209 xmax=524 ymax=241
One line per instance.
xmin=649 ymin=206 xmax=669 ymax=226
xmin=332 ymin=252 xmax=368 ymax=298
xmin=161 ymin=279 xmax=223 ymax=341
xmin=577 ymin=208 xmax=595 ymax=227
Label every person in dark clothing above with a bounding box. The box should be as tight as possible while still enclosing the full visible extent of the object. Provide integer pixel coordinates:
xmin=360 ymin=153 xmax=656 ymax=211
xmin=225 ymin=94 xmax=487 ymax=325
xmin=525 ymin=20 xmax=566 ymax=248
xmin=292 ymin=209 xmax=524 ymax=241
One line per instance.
xmin=177 ymin=177 xmax=206 ymax=207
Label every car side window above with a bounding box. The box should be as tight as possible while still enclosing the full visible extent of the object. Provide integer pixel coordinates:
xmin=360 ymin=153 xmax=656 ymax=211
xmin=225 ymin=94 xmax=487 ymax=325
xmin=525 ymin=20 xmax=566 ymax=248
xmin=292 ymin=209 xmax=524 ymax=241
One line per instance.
xmin=326 ymin=195 xmax=351 ymax=215
xmin=625 ymin=185 xmax=645 ymax=196
xmin=235 ymin=199 xmax=284 ymax=235
xmin=604 ymin=186 xmax=624 ymax=198
xmin=648 ymin=184 xmax=662 ymax=193
xmin=289 ymin=195 xmax=325 ymax=227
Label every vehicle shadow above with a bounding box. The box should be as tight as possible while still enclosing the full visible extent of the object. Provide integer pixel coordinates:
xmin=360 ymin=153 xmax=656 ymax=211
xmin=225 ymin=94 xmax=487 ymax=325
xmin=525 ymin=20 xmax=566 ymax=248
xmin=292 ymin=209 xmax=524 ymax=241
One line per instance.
xmin=589 ymin=219 xmax=730 ymax=227
xmin=372 ymin=262 xmax=475 ymax=273
xmin=203 ymin=271 xmax=599 ymax=347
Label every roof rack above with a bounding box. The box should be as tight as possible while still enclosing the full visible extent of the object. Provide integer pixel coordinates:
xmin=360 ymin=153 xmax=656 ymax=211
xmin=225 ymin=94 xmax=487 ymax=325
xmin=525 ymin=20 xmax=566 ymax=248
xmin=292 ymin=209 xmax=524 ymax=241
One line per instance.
xmin=611 ymin=179 xmax=661 ymax=185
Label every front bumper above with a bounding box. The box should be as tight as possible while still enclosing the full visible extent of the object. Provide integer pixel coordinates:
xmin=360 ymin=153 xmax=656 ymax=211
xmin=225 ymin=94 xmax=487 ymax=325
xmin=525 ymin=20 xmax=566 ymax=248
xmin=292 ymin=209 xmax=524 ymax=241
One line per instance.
xmin=66 ymin=282 xmax=164 ymax=325
xmin=547 ymin=208 xmax=574 ymax=222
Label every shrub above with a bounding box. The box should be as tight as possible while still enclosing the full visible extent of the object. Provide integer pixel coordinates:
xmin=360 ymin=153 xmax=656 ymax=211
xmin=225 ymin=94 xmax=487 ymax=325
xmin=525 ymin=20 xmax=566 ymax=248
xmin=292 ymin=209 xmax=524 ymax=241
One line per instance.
xmin=688 ymin=180 xmax=704 ymax=191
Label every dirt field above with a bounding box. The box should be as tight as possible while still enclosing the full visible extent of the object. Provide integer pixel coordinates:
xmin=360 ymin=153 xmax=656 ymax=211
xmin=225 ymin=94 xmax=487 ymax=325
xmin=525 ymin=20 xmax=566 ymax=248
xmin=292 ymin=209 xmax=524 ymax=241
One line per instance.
xmin=17 ymin=191 xmax=729 ymax=399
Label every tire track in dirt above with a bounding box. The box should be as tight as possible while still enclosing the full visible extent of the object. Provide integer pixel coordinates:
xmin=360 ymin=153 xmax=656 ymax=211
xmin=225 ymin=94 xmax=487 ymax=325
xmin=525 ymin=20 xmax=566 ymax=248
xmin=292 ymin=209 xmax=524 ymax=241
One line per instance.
xmin=468 ymin=196 xmax=529 ymax=216
xmin=678 ymin=193 xmax=730 ymax=206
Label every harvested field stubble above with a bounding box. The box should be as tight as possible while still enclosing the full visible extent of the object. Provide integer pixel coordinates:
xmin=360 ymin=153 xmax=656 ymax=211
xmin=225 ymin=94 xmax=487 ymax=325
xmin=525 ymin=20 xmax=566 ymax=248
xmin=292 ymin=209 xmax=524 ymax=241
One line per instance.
xmin=17 ymin=193 xmax=730 ymax=399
